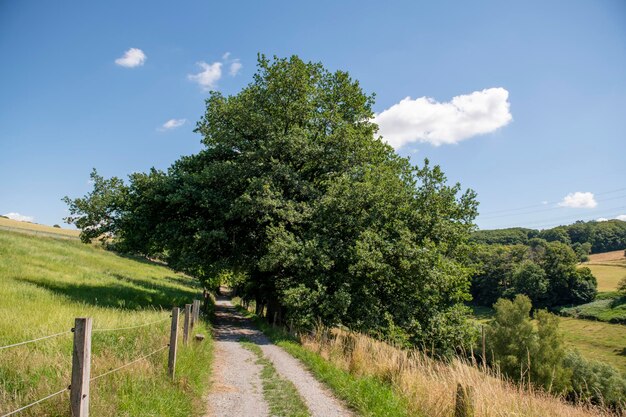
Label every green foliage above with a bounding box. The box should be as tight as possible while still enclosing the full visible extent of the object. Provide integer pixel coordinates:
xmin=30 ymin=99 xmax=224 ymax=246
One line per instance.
xmin=486 ymin=295 xmax=570 ymax=393
xmin=558 ymin=297 xmax=626 ymax=323
xmin=618 ymin=276 xmax=626 ymax=295
xmin=470 ymin=227 xmax=534 ymax=245
xmin=470 ymin=241 xmax=597 ymax=308
xmin=65 ymin=55 xmax=478 ymax=353
xmin=472 ymin=219 xmax=626 ymax=255
xmin=63 ymin=168 xmax=128 ymax=244
xmin=563 ymin=350 xmax=626 ymax=409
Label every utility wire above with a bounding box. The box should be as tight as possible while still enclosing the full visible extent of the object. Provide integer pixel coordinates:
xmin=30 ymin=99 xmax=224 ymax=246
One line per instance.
xmin=480 ymin=194 xmax=626 ymax=220
xmin=480 ymin=187 xmax=626 ymax=216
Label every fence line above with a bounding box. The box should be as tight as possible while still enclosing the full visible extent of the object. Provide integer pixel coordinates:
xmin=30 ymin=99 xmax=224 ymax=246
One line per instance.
xmin=90 ymin=345 xmax=169 ymax=382
xmin=92 ymin=317 xmax=170 ymax=332
xmin=0 ymin=330 xmax=72 ymax=351
xmin=1 ymin=299 xmax=205 ymax=416
xmin=0 ymin=387 xmax=70 ymax=417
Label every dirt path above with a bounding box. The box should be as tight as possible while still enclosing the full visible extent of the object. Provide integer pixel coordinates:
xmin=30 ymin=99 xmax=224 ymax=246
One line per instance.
xmin=205 ymin=296 xmax=353 ymax=417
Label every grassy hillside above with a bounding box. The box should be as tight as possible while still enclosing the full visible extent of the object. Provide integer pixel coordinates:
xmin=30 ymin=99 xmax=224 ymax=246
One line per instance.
xmin=0 ymin=229 xmax=212 ymax=416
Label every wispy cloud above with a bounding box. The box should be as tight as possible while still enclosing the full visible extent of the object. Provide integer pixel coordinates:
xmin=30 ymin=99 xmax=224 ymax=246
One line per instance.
xmin=229 ymin=60 xmax=242 ymax=76
xmin=558 ymin=192 xmax=597 ymax=208
xmin=3 ymin=212 xmax=34 ymax=222
xmin=375 ymin=87 xmax=512 ymax=149
xmin=159 ymin=118 xmax=187 ymax=131
xmin=115 ymin=48 xmax=147 ymax=68
xmin=188 ymin=61 xmax=222 ymax=91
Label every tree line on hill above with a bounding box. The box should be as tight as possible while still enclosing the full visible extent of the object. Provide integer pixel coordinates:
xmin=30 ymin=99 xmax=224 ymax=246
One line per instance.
xmin=471 ymin=219 xmax=626 ymax=255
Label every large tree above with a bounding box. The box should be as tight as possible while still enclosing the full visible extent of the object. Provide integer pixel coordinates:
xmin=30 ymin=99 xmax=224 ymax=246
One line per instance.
xmin=65 ymin=55 xmax=479 ymax=353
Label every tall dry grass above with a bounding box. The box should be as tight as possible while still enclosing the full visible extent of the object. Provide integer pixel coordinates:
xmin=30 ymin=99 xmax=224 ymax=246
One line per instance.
xmin=301 ymin=328 xmax=619 ymax=417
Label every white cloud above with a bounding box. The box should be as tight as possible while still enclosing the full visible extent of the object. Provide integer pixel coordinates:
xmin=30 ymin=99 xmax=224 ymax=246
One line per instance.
xmin=3 ymin=212 xmax=34 ymax=222
xmin=115 ymin=48 xmax=146 ymax=68
xmin=541 ymin=201 xmax=548 ymax=205
xmin=160 ymin=118 xmax=187 ymax=131
xmin=616 ymin=214 xmax=626 ymax=221
xmin=558 ymin=192 xmax=597 ymax=208
xmin=222 ymin=52 xmax=231 ymax=60
xmin=188 ymin=61 xmax=222 ymax=90
xmin=229 ymin=60 xmax=242 ymax=76
xmin=597 ymin=217 xmax=609 ymax=222
xmin=374 ymin=87 xmax=512 ymax=148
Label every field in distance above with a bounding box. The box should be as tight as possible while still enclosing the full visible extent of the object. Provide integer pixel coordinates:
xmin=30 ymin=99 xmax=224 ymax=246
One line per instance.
xmin=0 ymin=216 xmax=80 ymax=238
xmin=0 ymin=228 xmax=212 ymax=416
xmin=584 ymin=249 xmax=626 ymax=293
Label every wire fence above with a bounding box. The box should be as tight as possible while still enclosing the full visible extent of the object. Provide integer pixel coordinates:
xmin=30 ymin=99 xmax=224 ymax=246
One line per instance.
xmin=0 ymin=297 xmax=206 ymax=417
xmin=92 ymin=317 xmax=171 ymax=333
xmin=0 ymin=330 xmax=72 ymax=351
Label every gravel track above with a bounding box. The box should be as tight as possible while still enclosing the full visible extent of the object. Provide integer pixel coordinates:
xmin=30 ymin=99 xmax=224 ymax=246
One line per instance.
xmin=205 ymin=296 xmax=353 ymax=417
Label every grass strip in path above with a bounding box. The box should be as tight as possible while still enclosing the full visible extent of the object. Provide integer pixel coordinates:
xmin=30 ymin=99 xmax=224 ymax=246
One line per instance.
xmin=234 ymin=304 xmax=414 ymax=417
xmin=239 ymin=339 xmax=310 ymax=417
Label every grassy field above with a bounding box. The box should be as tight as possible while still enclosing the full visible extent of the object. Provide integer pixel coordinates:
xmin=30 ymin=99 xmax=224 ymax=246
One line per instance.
xmin=583 ymin=249 xmax=626 ymax=293
xmin=0 ymin=217 xmax=80 ymax=239
xmin=558 ymin=317 xmax=626 ymax=374
xmin=0 ymin=228 xmax=212 ymax=416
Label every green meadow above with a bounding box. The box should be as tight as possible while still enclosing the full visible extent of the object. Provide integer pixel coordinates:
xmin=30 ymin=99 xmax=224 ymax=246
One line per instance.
xmin=0 ymin=228 xmax=212 ymax=416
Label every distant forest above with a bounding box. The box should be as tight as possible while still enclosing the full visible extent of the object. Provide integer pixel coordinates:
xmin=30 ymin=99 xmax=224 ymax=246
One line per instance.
xmin=471 ymin=219 xmax=626 ymax=254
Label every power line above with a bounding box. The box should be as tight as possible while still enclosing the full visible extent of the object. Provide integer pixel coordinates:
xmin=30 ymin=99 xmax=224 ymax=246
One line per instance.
xmin=479 ymin=187 xmax=626 ymax=216
xmin=479 ymin=195 xmax=626 ymax=220
xmin=486 ymin=207 xmax=626 ymax=230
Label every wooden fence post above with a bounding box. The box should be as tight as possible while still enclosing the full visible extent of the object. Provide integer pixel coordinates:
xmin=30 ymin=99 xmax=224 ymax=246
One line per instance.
xmin=71 ymin=317 xmax=92 ymax=417
xmin=454 ymin=383 xmax=474 ymax=417
xmin=183 ymin=304 xmax=192 ymax=346
xmin=168 ymin=307 xmax=179 ymax=379
xmin=192 ymin=299 xmax=200 ymax=328
xmin=481 ymin=325 xmax=486 ymax=368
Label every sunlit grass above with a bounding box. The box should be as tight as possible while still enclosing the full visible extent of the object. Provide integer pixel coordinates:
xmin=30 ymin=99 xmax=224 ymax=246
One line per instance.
xmin=0 ymin=230 xmax=212 ymax=416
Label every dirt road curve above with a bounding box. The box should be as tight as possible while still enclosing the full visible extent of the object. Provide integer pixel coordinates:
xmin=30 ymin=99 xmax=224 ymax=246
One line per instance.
xmin=205 ymin=296 xmax=353 ymax=417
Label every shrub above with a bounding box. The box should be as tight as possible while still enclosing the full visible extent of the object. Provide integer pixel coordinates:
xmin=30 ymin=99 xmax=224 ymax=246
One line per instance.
xmin=563 ymin=350 xmax=626 ymax=409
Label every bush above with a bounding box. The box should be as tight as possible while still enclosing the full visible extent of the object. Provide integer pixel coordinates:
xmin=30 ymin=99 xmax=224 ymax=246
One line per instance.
xmin=563 ymin=350 xmax=626 ymax=408
xmin=53 ymin=224 xmax=61 ymax=228
xmin=486 ymin=295 xmax=570 ymax=393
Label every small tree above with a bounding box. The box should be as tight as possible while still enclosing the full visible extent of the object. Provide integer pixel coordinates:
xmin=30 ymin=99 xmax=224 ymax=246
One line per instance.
xmin=487 ymin=295 xmax=569 ymax=393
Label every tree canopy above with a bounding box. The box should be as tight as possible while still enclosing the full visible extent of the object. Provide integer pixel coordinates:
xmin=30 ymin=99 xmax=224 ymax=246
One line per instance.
xmin=65 ymin=55 xmax=479 ymax=354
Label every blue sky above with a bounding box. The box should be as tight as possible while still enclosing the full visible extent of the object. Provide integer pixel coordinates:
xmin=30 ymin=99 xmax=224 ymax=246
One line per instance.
xmin=1 ymin=0 xmax=625 ymax=230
